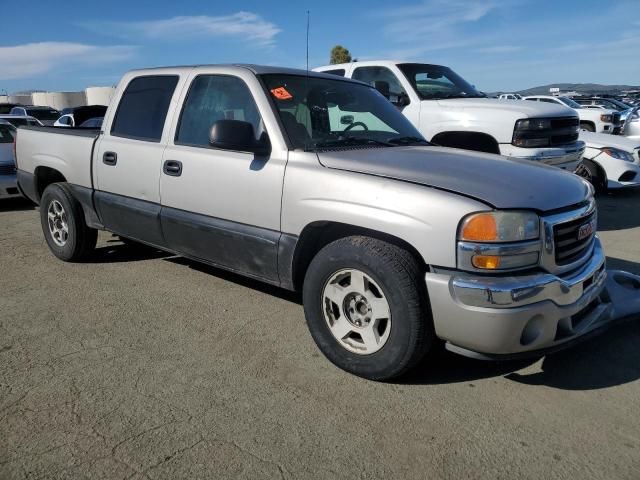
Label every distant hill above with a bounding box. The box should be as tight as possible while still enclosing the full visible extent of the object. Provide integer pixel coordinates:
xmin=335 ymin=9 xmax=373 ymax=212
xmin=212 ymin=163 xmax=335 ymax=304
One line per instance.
xmin=493 ymin=83 xmax=640 ymax=96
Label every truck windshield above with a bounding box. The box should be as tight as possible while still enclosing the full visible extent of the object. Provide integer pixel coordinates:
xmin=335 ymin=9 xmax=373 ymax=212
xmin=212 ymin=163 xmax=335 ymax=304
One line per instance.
xmin=260 ymin=74 xmax=427 ymax=151
xmin=397 ymin=63 xmax=486 ymax=100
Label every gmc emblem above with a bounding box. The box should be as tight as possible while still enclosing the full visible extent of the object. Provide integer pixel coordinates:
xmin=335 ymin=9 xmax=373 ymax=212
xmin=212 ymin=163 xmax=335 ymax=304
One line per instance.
xmin=577 ymin=220 xmax=596 ymax=241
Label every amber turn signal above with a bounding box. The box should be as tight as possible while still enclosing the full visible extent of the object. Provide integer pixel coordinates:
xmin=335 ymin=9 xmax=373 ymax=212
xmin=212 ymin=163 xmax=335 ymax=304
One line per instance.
xmin=461 ymin=213 xmax=498 ymax=242
xmin=471 ymin=255 xmax=501 ymax=269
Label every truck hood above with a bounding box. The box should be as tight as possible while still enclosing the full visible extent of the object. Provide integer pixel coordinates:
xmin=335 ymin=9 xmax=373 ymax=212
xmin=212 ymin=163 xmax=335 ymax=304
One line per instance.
xmin=317 ymin=146 xmax=590 ymax=212
xmin=436 ymin=98 xmax=575 ymax=118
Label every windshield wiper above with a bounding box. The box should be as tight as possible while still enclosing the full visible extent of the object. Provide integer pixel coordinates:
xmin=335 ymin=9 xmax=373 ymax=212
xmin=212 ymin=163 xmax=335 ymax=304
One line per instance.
xmin=309 ymin=137 xmax=393 ymax=150
xmin=387 ymin=136 xmax=430 ymax=146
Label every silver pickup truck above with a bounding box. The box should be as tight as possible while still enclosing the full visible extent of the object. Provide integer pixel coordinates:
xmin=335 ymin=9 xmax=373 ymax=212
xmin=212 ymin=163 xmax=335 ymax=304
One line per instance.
xmin=15 ymin=65 xmax=640 ymax=380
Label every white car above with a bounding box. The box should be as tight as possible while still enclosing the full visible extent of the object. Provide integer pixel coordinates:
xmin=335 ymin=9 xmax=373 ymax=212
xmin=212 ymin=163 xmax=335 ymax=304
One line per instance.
xmin=577 ymin=131 xmax=640 ymax=191
xmin=54 ymin=106 xmax=108 ymax=128
xmin=0 ymin=114 xmax=43 ymax=128
xmin=314 ymin=60 xmax=585 ymax=171
xmin=523 ymin=96 xmax=619 ymax=134
xmin=498 ymin=93 xmax=523 ymax=100
xmin=623 ymin=108 xmax=640 ymax=140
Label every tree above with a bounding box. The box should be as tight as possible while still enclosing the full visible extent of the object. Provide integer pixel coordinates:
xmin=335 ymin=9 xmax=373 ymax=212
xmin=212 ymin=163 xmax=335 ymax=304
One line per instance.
xmin=330 ymin=45 xmax=352 ymax=64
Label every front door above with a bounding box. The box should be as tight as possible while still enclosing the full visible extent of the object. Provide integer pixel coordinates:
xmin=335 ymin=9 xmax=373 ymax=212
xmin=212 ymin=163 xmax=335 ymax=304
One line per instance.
xmin=159 ymin=70 xmax=287 ymax=283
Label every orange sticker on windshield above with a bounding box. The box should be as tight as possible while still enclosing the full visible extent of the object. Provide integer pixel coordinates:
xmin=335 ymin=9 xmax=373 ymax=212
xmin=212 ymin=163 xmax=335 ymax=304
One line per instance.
xmin=270 ymin=87 xmax=293 ymax=100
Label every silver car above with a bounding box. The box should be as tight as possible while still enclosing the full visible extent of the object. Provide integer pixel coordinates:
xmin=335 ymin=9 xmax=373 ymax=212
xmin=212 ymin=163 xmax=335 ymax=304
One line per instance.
xmin=0 ymin=120 xmax=20 ymax=199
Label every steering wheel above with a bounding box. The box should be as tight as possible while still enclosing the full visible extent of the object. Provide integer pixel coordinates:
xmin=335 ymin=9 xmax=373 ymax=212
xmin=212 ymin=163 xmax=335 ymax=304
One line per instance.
xmin=344 ymin=121 xmax=369 ymax=132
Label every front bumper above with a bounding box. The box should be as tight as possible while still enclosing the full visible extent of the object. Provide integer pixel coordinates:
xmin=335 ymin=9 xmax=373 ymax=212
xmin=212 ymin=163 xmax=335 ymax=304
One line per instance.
xmin=499 ymin=141 xmax=585 ymax=171
xmin=0 ymin=173 xmax=20 ymax=199
xmin=425 ymin=239 xmax=640 ymax=358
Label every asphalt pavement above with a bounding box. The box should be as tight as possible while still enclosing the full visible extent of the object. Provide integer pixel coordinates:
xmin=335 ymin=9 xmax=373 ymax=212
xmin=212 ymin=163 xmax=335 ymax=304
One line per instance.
xmin=1 ymin=191 xmax=639 ymax=479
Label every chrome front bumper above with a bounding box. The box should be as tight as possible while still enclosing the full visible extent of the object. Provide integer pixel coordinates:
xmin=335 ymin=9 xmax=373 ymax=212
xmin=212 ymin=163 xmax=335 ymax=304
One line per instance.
xmin=425 ymin=239 xmax=640 ymax=358
xmin=500 ymin=141 xmax=586 ymax=171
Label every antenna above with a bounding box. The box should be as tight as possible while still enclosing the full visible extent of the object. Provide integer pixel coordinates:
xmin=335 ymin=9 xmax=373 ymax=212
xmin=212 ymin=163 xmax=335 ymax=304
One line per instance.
xmin=306 ymin=10 xmax=310 ymax=71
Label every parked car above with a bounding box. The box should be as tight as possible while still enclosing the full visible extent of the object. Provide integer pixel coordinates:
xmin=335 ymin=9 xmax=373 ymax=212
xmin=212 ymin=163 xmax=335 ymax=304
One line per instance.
xmin=576 ymin=131 xmax=640 ymax=191
xmin=314 ymin=61 xmax=585 ymax=171
xmin=498 ymin=93 xmax=523 ymax=100
xmin=0 ymin=120 xmax=20 ymax=199
xmin=0 ymin=114 xmax=43 ymax=128
xmin=0 ymin=103 xmax=23 ymax=114
xmin=15 ymin=64 xmax=639 ymax=380
xmin=523 ymin=95 xmax=619 ymax=134
xmin=78 ymin=117 xmax=104 ymax=128
xmin=623 ymin=108 xmax=640 ymax=140
xmin=10 ymin=106 xmax=60 ymax=126
xmin=54 ymin=105 xmax=108 ymax=127
xmin=573 ymin=97 xmax=636 ymax=123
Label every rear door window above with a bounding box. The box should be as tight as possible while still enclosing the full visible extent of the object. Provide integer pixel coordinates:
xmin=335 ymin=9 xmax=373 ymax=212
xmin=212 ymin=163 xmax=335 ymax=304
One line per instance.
xmin=111 ymin=75 xmax=179 ymax=142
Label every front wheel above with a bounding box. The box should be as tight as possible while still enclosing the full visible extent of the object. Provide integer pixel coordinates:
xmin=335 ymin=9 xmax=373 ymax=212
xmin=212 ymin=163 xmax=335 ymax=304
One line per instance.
xmin=575 ymin=160 xmax=607 ymax=194
xmin=302 ymin=236 xmax=434 ymax=380
xmin=40 ymin=183 xmax=97 ymax=261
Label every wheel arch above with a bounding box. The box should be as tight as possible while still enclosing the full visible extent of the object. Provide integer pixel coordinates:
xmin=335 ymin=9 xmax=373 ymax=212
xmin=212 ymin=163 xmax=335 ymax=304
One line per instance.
xmin=580 ymin=120 xmax=596 ymax=132
xmin=430 ymin=131 xmax=500 ymax=154
xmin=286 ymin=221 xmax=427 ymax=292
xmin=34 ymin=166 xmax=67 ymax=202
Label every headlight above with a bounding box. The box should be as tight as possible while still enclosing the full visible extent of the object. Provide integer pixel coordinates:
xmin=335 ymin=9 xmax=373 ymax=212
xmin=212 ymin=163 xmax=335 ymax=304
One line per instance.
xmin=600 ymin=114 xmax=613 ymax=123
xmin=601 ymin=147 xmax=635 ymax=162
xmin=459 ymin=211 xmax=540 ymax=243
xmin=457 ymin=211 xmax=541 ymax=272
xmin=515 ymin=119 xmax=552 ymax=130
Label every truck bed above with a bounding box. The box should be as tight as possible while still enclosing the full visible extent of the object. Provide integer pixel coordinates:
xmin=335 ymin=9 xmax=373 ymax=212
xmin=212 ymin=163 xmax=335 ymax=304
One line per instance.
xmin=16 ymin=126 xmax=100 ymax=190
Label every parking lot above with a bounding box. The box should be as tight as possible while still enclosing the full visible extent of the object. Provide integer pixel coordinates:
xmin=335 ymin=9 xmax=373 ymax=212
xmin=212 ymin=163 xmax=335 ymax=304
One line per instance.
xmin=1 ymin=191 xmax=639 ymax=480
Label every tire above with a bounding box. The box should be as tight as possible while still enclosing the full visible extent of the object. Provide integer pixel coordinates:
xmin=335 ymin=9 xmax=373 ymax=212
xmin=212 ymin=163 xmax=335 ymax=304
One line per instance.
xmin=580 ymin=122 xmax=595 ymax=132
xmin=575 ymin=159 xmax=607 ymax=194
xmin=302 ymin=236 xmax=434 ymax=381
xmin=40 ymin=183 xmax=97 ymax=261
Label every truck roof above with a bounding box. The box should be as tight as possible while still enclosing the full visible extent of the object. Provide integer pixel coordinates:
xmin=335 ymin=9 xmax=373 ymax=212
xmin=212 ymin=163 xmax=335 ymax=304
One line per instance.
xmin=126 ymin=64 xmax=363 ymax=84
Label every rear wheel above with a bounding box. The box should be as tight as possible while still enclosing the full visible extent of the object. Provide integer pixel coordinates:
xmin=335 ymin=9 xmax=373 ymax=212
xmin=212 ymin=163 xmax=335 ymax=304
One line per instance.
xmin=40 ymin=183 xmax=97 ymax=261
xmin=302 ymin=236 xmax=434 ymax=380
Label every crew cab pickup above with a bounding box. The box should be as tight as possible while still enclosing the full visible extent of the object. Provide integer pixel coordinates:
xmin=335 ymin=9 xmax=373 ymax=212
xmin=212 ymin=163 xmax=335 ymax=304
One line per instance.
xmin=315 ymin=60 xmax=586 ymax=170
xmin=16 ymin=65 xmax=639 ymax=380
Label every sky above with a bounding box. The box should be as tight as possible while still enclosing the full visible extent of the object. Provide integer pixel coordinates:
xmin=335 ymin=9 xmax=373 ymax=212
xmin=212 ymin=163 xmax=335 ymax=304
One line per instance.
xmin=1 ymin=0 xmax=639 ymax=94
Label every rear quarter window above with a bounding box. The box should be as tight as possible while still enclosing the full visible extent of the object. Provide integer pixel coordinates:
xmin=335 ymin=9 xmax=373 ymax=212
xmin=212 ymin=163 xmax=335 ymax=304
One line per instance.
xmin=111 ymin=75 xmax=179 ymax=142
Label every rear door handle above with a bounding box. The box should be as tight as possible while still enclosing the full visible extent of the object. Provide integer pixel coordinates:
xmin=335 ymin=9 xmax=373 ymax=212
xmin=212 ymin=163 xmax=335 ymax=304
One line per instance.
xmin=163 ymin=160 xmax=183 ymax=177
xmin=103 ymin=151 xmax=117 ymax=166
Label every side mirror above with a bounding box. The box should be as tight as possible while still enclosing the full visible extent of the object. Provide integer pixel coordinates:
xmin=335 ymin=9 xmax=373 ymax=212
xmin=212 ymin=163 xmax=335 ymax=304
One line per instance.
xmin=340 ymin=115 xmax=354 ymax=125
xmin=209 ymin=119 xmax=270 ymax=156
xmin=396 ymin=93 xmax=410 ymax=108
xmin=373 ymin=81 xmax=390 ymax=99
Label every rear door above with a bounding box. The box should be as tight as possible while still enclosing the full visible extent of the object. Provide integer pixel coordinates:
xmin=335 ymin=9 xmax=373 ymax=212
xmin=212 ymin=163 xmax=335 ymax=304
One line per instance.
xmin=94 ymin=73 xmax=184 ymax=246
xmin=159 ymin=67 xmax=288 ymax=282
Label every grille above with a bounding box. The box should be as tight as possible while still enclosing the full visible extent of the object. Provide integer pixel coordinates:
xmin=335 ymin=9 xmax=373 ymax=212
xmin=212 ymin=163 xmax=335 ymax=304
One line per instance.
xmin=550 ymin=117 xmax=579 ymax=129
xmin=0 ymin=164 xmax=16 ymax=175
xmin=553 ymin=211 xmax=596 ymax=266
xmin=612 ymin=112 xmax=622 ymax=125
xmin=550 ymin=132 xmax=579 ymax=146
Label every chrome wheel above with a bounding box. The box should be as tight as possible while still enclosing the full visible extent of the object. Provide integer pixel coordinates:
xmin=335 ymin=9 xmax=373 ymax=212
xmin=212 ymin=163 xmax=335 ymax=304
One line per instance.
xmin=322 ymin=268 xmax=391 ymax=355
xmin=47 ymin=200 xmax=69 ymax=247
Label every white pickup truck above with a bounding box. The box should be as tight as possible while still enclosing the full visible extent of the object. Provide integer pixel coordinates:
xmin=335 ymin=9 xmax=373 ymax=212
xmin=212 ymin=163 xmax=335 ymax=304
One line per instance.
xmin=315 ymin=60 xmax=585 ymax=170
xmin=523 ymin=95 xmax=619 ymax=134
xmin=15 ymin=64 xmax=639 ymax=380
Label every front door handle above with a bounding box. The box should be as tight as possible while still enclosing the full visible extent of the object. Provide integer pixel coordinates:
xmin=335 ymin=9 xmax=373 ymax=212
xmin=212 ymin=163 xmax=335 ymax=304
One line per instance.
xmin=163 ymin=160 xmax=183 ymax=177
xmin=103 ymin=151 xmax=117 ymax=166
